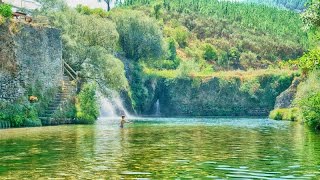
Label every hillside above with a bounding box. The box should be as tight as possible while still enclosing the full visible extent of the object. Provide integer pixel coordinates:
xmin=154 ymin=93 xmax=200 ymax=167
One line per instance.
xmin=119 ymin=0 xmax=308 ymax=73
xmin=246 ymin=0 xmax=308 ymax=11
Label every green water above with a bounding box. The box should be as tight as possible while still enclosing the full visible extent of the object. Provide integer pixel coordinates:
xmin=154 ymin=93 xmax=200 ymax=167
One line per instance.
xmin=0 ymin=118 xmax=320 ymax=179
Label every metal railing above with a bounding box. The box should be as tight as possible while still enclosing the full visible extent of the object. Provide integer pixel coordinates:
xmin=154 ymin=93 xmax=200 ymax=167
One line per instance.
xmin=63 ymin=60 xmax=79 ymax=91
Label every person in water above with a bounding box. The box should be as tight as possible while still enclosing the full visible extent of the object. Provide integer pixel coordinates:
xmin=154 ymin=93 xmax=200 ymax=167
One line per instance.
xmin=120 ymin=115 xmax=129 ymax=128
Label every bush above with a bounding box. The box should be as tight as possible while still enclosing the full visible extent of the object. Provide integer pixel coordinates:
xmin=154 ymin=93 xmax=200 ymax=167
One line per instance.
xmin=174 ymin=26 xmax=189 ymax=48
xmin=298 ymin=49 xmax=320 ymax=75
xmin=168 ymin=38 xmax=177 ymax=60
xmin=299 ymin=92 xmax=320 ymax=130
xmin=269 ymin=108 xmax=299 ymax=121
xmin=203 ymin=44 xmax=218 ymax=62
xmin=0 ymin=102 xmax=41 ymax=127
xmin=76 ymin=83 xmax=99 ymax=124
xmin=0 ymin=4 xmax=12 ymax=18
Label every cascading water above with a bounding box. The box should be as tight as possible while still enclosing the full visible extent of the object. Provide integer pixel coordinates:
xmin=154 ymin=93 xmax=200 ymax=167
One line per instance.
xmin=99 ymin=92 xmax=133 ymax=119
xmin=100 ymin=98 xmax=116 ymax=117
xmin=155 ymin=99 xmax=161 ymax=116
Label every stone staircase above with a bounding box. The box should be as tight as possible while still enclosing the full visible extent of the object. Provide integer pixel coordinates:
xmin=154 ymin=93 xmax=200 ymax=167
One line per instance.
xmin=40 ymin=76 xmax=75 ymax=125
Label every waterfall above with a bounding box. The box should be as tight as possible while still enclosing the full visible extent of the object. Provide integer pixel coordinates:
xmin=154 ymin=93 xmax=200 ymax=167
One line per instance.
xmin=100 ymin=98 xmax=116 ymax=117
xmin=99 ymin=92 xmax=133 ymax=119
xmin=155 ymin=99 xmax=161 ymax=116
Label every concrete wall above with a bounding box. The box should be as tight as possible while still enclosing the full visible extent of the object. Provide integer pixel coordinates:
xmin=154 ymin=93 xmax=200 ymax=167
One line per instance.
xmin=0 ymin=22 xmax=63 ymax=102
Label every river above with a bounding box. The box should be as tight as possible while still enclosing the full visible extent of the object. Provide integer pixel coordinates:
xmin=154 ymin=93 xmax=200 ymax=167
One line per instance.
xmin=0 ymin=118 xmax=320 ymax=179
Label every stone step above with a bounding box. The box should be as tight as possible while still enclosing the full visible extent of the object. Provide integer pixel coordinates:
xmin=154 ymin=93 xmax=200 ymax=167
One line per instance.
xmin=40 ymin=77 xmax=76 ymax=120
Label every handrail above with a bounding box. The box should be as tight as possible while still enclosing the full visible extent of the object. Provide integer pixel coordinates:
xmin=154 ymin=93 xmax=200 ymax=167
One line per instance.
xmin=63 ymin=60 xmax=78 ymax=81
xmin=62 ymin=60 xmax=79 ymax=92
xmin=64 ymin=68 xmax=76 ymax=80
xmin=64 ymin=61 xmax=77 ymax=77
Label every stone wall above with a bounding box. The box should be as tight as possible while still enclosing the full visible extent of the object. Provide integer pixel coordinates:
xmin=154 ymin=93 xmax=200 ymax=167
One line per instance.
xmin=157 ymin=75 xmax=294 ymax=116
xmin=0 ymin=22 xmax=63 ymax=102
xmin=132 ymin=74 xmax=295 ymax=117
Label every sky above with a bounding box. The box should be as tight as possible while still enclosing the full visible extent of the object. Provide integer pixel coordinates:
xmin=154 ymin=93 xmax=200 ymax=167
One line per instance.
xmin=3 ymin=0 xmax=109 ymax=10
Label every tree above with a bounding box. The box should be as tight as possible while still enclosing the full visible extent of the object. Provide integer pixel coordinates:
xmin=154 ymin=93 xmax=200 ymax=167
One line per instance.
xmin=33 ymin=0 xmax=66 ymax=15
xmin=203 ymin=44 xmax=218 ymax=62
xmin=111 ymin=10 xmax=164 ymax=61
xmin=168 ymin=38 xmax=177 ymax=60
xmin=98 ymin=0 xmax=112 ymax=11
xmin=50 ymin=9 xmax=128 ymax=93
xmin=76 ymin=83 xmax=99 ymax=124
xmin=301 ymin=0 xmax=320 ymax=29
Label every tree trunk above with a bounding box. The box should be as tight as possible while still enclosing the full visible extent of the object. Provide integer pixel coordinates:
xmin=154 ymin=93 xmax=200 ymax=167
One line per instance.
xmin=107 ymin=2 xmax=110 ymax=11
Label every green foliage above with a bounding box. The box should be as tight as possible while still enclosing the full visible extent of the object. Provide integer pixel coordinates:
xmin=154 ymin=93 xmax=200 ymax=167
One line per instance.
xmin=111 ymin=10 xmax=164 ymax=60
xmin=129 ymin=63 xmax=152 ymax=113
xmin=294 ymin=70 xmax=320 ymax=130
xmin=0 ymin=3 xmax=12 ymax=18
xmin=203 ymin=44 xmax=218 ymax=62
xmin=295 ymin=70 xmax=320 ymax=103
xmin=0 ymin=102 xmax=41 ymax=127
xmin=153 ymin=4 xmax=162 ymax=19
xmin=33 ymin=0 xmax=66 ymax=15
xmin=302 ymin=0 xmax=320 ymax=29
xmin=298 ymin=48 xmax=320 ymax=75
xmin=177 ymin=60 xmax=200 ymax=78
xmin=75 ymin=5 xmax=108 ymax=17
xmin=240 ymin=51 xmax=258 ymax=69
xmin=81 ymin=47 xmax=128 ymax=92
xmin=53 ymin=9 xmax=119 ymax=53
xmin=168 ymin=38 xmax=177 ymax=60
xmin=124 ymin=0 xmax=308 ymax=69
xmin=76 ymin=83 xmax=99 ymax=124
xmin=299 ymin=92 xmax=320 ymax=130
xmin=247 ymin=0 xmax=308 ymax=11
xmin=269 ymin=108 xmax=300 ymax=121
xmin=240 ymin=78 xmax=261 ymax=99
xmin=49 ymin=8 xmax=128 ymax=93
xmin=173 ymin=26 xmax=189 ymax=48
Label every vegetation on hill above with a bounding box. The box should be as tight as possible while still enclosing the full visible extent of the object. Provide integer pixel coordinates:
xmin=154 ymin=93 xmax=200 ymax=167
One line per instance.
xmin=121 ymin=0 xmax=308 ymax=71
xmin=246 ymin=0 xmax=308 ymax=11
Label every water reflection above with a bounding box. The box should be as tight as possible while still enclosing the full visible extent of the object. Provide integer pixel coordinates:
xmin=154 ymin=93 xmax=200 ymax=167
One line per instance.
xmin=0 ymin=118 xmax=319 ymax=179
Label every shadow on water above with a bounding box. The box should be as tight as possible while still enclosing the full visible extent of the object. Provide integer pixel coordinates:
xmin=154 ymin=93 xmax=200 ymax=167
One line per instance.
xmin=0 ymin=117 xmax=320 ymax=179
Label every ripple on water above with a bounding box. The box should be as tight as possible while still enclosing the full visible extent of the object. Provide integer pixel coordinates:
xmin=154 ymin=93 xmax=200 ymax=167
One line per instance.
xmin=120 ymin=171 xmax=152 ymax=175
xmin=1 ymin=118 xmax=320 ymax=179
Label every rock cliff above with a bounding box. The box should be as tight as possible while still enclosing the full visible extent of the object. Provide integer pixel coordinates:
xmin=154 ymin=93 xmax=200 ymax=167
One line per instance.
xmin=0 ymin=22 xmax=62 ymax=102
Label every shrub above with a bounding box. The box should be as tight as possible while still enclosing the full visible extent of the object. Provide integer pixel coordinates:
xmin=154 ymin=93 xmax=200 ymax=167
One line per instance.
xmin=168 ymin=38 xmax=177 ymax=60
xmin=177 ymin=60 xmax=200 ymax=78
xmin=174 ymin=26 xmax=189 ymax=48
xmin=269 ymin=108 xmax=300 ymax=121
xmin=0 ymin=4 xmax=12 ymax=18
xmin=203 ymin=44 xmax=218 ymax=62
xmin=240 ymin=78 xmax=260 ymax=99
xmin=0 ymin=102 xmax=41 ymax=127
xmin=76 ymin=83 xmax=99 ymax=124
xmin=298 ymin=49 xmax=320 ymax=75
xmin=299 ymin=92 xmax=320 ymax=130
